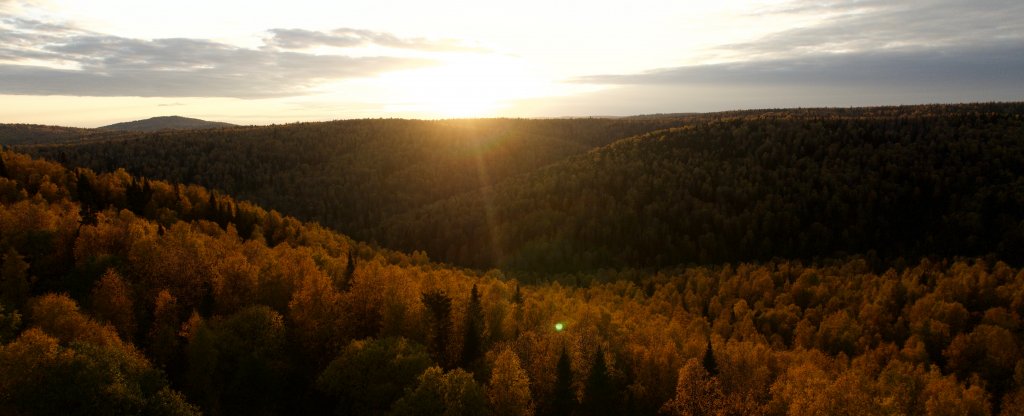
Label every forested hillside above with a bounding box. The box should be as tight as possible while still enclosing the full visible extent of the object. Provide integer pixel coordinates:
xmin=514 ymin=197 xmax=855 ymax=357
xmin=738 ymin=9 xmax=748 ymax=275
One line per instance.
xmin=384 ymin=103 xmax=1024 ymax=271
xmin=23 ymin=104 xmax=1024 ymax=273
xmin=101 ymin=116 xmax=236 ymax=132
xmin=0 ymin=124 xmax=103 ymax=145
xmin=0 ymin=149 xmax=1023 ymax=415
xmin=22 ymin=117 xmax=692 ymax=245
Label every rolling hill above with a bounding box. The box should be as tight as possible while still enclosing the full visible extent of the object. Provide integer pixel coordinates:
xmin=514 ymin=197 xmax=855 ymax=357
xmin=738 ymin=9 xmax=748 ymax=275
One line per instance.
xmin=100 ymin=115 xmax=236 ymax=132
xmin=0 ymin=123 xmax=100 ymax=145
xmin=20 ymin=103 xmax=1024 ymax=273
xmin=381 ymin=103 xmax=1024 ymax=271
xmin=21 ymin=117 xmax=692 ymax=244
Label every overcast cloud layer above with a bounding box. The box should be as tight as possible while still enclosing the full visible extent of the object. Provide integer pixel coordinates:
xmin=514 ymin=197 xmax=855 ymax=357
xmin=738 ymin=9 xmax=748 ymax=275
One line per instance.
xmin=0 ymin=16 xmax=440 ymax=98
xmin=575 ymin=0 xmax=1024 ymax=104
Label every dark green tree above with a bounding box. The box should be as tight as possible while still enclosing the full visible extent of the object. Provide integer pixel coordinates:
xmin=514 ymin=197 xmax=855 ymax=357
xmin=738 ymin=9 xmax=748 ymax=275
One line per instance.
xmin=316 ymin=337 xmax=432 ymax=415
xmin=702 ymin=338 xmax=718 ymax=376
xmin=549 ymin=347 xmax=576 ymax=416
xmin=74 ymin=171 xmax=100 ymax=224
xmin=340 ymin=250 xmax=356 ymax=292
xmin=422 ymin=289 xmax=453 ymax=367
xmin=390 ymin=367 xmax=488 ymax=416
xmin=0 ymin=328 xmax=200 ymax=416
xmin=0 ymin=303 xmax=20 ymax=343
xmin=581 ymin=346 xmax=615 ymax=416
xmin=126 ymin=177 xmax=153 ymax=215
xmin=461 ymin=284 xmax=484 ymax=370
xmin=0 ymin=248 xmax=31 ymax=310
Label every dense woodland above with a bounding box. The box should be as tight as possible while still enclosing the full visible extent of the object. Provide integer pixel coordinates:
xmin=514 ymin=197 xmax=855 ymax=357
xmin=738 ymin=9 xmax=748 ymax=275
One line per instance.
xmin=2 ymin=113 xmax=1024 ymax=414
xmin=19 ymin=117 xmax=694 ymax=248
xmin=385 ymin=104 xmax=1024 ymax=271
xmin=0 ymin=124 xmax=112 ymax=146
xmin=21 ymin=103 xmax=1024 ymax=274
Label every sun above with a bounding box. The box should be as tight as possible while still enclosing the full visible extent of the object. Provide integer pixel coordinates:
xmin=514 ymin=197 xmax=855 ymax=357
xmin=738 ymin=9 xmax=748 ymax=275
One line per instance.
xmin=379 ymin=55 xmax=548 ymax=118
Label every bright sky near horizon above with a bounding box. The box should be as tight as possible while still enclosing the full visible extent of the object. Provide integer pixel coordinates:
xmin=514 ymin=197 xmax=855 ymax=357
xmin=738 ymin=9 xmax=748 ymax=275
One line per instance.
xmin=1 ymin=0 xmax=1022 ymax=127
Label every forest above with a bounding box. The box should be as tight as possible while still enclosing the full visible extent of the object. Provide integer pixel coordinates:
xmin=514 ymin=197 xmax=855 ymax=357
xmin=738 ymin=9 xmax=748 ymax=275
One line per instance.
xmin=18 ymin=116 xmax=692 ymax=249
xmin=19 ymin=103 xmax=1024 ymax=273
xmin=0 ymin=103 xmax=1023 ymax=415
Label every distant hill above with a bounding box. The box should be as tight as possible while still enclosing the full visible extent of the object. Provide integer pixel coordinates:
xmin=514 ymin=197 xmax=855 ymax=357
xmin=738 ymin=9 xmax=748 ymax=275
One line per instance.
xmin=101 ymin=115 xmax=236 ymax=132
xmin=0 ymin=123 xmax=99 ymax=145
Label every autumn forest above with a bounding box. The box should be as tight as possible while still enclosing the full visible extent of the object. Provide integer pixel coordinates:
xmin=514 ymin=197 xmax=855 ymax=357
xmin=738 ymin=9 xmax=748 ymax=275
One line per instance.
xmin=2 ymin=103 xmax=1024 ymax=415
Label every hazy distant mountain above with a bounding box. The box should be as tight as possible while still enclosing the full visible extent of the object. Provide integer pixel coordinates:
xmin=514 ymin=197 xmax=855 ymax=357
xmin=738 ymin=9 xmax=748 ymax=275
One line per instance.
xmin=101 ymin=116 xmax=235 ymax=132
xmin=0 ymin=123 xmax=100 ymax=145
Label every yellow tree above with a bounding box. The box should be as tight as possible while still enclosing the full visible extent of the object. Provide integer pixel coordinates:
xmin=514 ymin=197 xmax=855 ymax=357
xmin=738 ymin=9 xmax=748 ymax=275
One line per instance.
xmin=661 ymin=359 xmax=725 ymax=416
xmin=147 ymin=289 xmax=181 ymax=370
xmin=288 ymin=270 xmax=345 ymax=366
xmin=90 ymin=268 xmax=136 ymax=339
xmin=487 ymin=347 xmax=535 ymax=416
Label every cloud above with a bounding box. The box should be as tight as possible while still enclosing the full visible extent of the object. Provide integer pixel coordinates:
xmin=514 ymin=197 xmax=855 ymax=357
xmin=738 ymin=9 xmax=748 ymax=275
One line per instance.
xmin=725 ymin=0 xmax=1024 ymax=60
xmin=575 ymin=44 xmax=1024 ymax=89
xmin=568 ymin=1 xmax=1024 ymax=111
xmin=266 ymin=28 xmax=486 ymax=52
xmin=0 ymin=16 xmax=435 ymax=98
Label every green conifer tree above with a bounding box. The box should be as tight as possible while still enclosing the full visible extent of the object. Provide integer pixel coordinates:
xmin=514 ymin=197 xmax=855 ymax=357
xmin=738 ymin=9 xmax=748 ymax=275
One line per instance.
xmin=461 ymin=284 xmax=484 ymax=369
xmin=550 ymin=347 xmax=576 ymax=416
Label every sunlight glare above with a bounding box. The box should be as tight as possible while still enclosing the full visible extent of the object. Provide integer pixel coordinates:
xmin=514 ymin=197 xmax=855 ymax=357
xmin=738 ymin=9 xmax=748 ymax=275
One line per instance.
xmin=378 ymin=54 xmax=549 ymax=118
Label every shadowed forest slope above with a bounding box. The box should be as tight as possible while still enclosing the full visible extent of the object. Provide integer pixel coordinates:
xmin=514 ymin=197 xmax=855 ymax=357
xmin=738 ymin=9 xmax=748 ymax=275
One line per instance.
xmin=382 ymin=103 xmax=1024 ymax=271
xmin=20 ymin=103 xmax=1024 ymax=273
xmin=0 ymin=124 xmax=103 ymax=145
xmin=22 ymin=117 xmax=690 ymax=247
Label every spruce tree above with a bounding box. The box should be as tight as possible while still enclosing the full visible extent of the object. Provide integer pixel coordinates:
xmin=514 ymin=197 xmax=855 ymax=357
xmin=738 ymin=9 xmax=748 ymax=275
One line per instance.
xmin=340 ymin=250 xmax=356 ymax=292
xmin=511 ymin=284 xmax=523 ymax=304
xmin=461 ymin=284 xmax=484 ymax=369
xmin=582 ymin=346 xmax=615 ymax=416
xmin=702 ymin=338 xmax=718 ymax=376
xmin=550 ymin=347 xmax=576 ymax=416
xmin=422 ymin=290 xmax=453 ymax=367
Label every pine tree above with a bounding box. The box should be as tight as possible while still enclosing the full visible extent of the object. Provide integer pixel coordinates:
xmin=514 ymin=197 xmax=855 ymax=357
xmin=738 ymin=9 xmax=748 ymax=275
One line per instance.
xmin=550 ymin=347 xmax=576 ymax=416
xmin=0 ymin=152 xmax=7 ymax=178
xmin=512 ymin=284 xmax=523 ymax=304
xmin=702 ymin=338 xmax=718 ymax=376
xmin=340 ymin=250 xmax=356 ymax=292
xmin=582 ymin=346 xmax=615 ymax=416
xmin=461 ymin=284 xmax=484 ymax=369
xmin=75 ymin=171 xmax=99 ymax=224
xmin=422 ymin=289 xmax=453 ymax=367
xmin=126 ymin=177 xmax=152 ymax=215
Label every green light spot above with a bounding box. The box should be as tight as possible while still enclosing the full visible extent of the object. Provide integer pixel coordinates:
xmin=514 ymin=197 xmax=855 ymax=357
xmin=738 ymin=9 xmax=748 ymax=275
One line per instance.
xmin=554 ymin=322 xmax=564 ymax=332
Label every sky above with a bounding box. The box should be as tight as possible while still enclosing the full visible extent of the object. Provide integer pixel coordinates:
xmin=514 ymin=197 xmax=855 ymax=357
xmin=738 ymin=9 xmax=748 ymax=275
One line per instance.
xmin=0 ymin=0 xmax=1021 ymax=127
